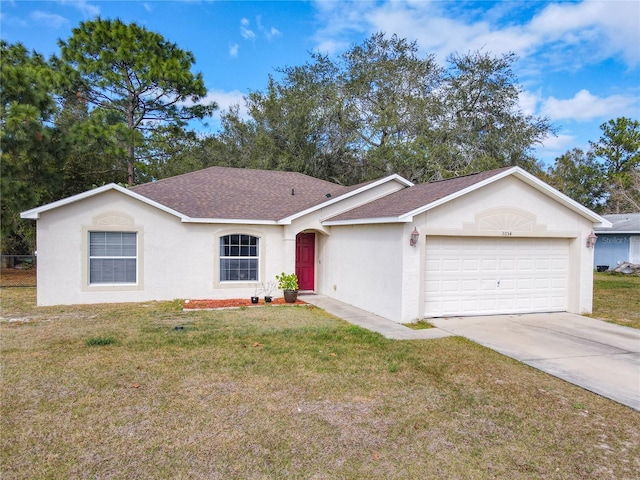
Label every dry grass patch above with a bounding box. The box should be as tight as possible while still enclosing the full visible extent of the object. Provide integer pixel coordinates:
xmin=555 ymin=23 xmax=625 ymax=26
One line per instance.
xmin=0 ymin=268 xmax=36 ymax=287
xmin=592 ymin=272 xmax=640 ymax=329
xmin=1 ymin=288 xmax=639 ymax=479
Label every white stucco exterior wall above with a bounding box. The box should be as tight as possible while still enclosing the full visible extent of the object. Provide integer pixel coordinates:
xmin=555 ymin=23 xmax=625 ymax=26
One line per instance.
xmin=34 ymin=190 xmax=287 ymax=305
xmin=319 ymin=223 xmax=406 ymax=322
xmin=30 ymin=172 xmax=600 ymax=320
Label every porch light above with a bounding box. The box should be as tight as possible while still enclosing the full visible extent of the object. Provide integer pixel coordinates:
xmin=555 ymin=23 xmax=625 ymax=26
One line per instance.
xmin=586 ymin=231 xmax=597 ymax=248
xmin=409 ymin=227 xmax=420 ymax=247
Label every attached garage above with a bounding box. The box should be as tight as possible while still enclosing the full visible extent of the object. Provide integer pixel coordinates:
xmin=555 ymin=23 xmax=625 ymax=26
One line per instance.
xmin=324 ymin=166 xmax=610 ymax=323
xmin=424 ymin=236 xmax=569 ymax=317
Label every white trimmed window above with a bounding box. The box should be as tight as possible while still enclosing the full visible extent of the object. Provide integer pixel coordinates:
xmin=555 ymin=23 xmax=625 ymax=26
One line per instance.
xmin=220 ymin=234 xmax=259 ymax=282
xmin=89 ymin=232 xmax=137 ymax=284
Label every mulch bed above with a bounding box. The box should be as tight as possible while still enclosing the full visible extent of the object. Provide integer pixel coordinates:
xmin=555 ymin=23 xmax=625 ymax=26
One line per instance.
xmin=182 ymin=298 xmax=307 ymax=310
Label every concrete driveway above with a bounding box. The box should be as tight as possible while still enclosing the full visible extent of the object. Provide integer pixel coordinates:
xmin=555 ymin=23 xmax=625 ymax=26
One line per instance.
xmin=430 ymin=313 xmax=640 ymax=411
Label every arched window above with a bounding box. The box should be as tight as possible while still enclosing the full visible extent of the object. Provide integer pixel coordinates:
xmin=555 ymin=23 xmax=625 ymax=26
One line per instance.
xmin=219 ymin=234 xmax=259 ymax=282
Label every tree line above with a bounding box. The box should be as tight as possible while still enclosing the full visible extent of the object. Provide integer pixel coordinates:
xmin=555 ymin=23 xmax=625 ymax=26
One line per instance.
xmin=2 ymin=19 xmax=638 ymax=254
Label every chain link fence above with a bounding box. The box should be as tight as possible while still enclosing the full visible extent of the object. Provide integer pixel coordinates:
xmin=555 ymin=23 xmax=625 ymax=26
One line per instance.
xmin=1 ymin=255 xmax=37 ymax=287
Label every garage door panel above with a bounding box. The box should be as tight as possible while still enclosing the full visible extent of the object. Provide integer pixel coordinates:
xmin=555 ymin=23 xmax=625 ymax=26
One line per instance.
xmin=481 ymin=259 xmax=499 ymax=270
xmin=442 ymin=280 xmax=460 ymax=292
xmin=480 ymin=279 xmax=498 ymax=291
xmin=443 ymin=259 xmax=459 ymax=271
xmin=462 ymin=259 xmax=480 ymax=271
xmin=517 ymin=278 xmax=533 ymax=289
xmin=424 ymin=236 xmax=569 ymax=317
xmin=517 ymin=258 xmax=534 ymax=270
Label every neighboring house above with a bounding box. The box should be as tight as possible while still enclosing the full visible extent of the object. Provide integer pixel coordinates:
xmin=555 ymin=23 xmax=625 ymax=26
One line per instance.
xmin=594 ymin=213 xmax=640 ymax=269
xmin=21 ymin=166 xmax=610 ymax=322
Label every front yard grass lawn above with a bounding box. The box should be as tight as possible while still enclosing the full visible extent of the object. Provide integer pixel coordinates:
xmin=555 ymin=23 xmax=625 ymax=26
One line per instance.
xmin=2 ymin=288 xmax=639 ymax=480
xmin=592 ymin=271 xmax=640 ymax=329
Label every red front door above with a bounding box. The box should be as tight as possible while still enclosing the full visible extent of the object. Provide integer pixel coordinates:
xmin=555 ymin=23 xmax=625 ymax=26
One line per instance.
xmin=295 ymin=232 xmax=315 ymax=291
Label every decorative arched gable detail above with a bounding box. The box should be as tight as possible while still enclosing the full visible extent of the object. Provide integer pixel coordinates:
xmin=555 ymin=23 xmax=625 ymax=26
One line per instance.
xmin=92 ymin=211 xmax=134 ymax=227
xmin=477 ymin=208 xmax=536 ymax=232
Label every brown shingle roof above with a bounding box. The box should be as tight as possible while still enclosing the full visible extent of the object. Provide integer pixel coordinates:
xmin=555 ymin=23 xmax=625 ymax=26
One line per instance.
xmin=129 ymin=166 xmax=355 ymax=221
xmin=325 ymin=167 xmax=512 ymax=222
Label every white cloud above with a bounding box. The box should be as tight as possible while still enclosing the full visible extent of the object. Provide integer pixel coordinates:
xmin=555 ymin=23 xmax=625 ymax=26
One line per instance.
xmin=238 ymin=15 xmax=282 ymax=43
xmin=533 ymin=132 xmax=579 ymax=165
xmin=240 ymin=24 xmax=256 ymax=40
xmin=529 ymin=1 xmax=640 ymax=67
xmin=31 ymin=11 xmax=68 ymax=29
xmin=256 ymin=16 xmax=281 ymax=39
xmin=205 ymin=89 xmax=249 ymax=120
xmin=541 ymin=89 xmax=639 ymax=122
xmin=310 ymin=0 xmax=640 ymax=67
xmin=539 ymin=133 xmax=575 ymax=151
xmin=518 ymin=90 xmax=540 ymax=117
xmin=315 ymin=39 xmax=349 ymax=55
xmin=267 ymin=27 xmax=281 ymax=40
xmin=58 ymin=0 xmax=100 ymax=18
xmin=228 ymin=43 xmax=239 ymax=58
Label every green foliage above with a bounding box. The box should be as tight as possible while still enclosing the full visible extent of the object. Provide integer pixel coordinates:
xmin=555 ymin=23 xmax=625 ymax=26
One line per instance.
xmin=590 ymin=117 xmax=640 ymax=175
xmin=548 ymin=117 xmax=639 ymax=213
xmin=0 ymin=41 xmax=59 ymax=253
xmin=440 ymin=51 xmax=549 ymax=176
xmin=57 ymin=17 xmax=217 ymax=185
xmin=590 ymin=117 xmax=640 ymax=213
xmin=275 ymin=272 xmax=298 ymax=291
xmin=545 ymin=148 xmax=607 ymax=212
xmin=216 ymin=33 xmax=552 ymax=184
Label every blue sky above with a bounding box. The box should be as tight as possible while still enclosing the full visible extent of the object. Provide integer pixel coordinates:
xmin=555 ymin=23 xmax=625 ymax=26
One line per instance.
xmin=2 ymin=0 xmax=639 ymax=166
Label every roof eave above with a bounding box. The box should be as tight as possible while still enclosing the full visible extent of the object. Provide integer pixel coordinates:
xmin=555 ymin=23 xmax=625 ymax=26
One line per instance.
xmin=397 ymin=167 xmax=612 ymax=227
xmin=509 ymin=167 xmax=612 ymax=227
xmin=20 ymin=183 xmax=190 ymax=221
xmin=322 ymin=216 xmax=410 ymax=226
xmin=278 ymin=174 xmax=413 ymax=224
xmin=183 ymin=218 xmax=278 ymax=225
xmin=397 ymin=169 xmax=519 ymax=222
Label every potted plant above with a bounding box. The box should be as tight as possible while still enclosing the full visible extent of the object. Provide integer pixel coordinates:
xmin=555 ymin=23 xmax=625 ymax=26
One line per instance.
xmin=276 ymin=272 xmax=298 ymax=303
xmin=251 ymin=285 xmax=260 ymax=304
xmin=262 ymin=280 xmax=276 ymax=303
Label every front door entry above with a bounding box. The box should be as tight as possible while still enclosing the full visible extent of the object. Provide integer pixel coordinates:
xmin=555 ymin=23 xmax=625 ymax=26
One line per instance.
xmin=295 ymin=232 xmax=315 ymax=291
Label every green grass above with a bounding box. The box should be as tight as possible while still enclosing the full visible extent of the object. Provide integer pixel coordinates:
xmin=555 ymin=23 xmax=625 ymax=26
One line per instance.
xmin=1 ymin=287 xmax=639 ymax=479
xmin=86 ymin=335 xmax=118 ymax=346
xmin=403 ymin=319 xmax=434 ymax=329
xmin=592 ymin=272 xmax=640 ymax=329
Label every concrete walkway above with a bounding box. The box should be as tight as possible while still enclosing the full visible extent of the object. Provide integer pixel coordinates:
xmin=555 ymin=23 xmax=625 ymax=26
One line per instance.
xmin=300 ymin=294 xmax=452 ymax=340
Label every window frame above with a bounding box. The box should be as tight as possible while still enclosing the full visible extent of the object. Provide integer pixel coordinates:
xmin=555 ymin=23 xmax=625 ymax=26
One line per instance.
xmin=219 ymin=233 xmax=260 ymax=283
xmin=88 ymin=231 xmax=138 ymax=285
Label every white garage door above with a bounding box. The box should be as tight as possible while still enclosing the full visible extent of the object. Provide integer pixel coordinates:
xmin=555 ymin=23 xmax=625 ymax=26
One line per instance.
xmin=424 ymin=236 xmax=569 ymax=317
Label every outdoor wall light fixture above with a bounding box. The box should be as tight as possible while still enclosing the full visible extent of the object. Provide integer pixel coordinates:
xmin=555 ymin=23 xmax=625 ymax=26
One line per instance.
xmin=409 ymin=227 xmax=420 ymax=247
xmin=586 ymin=231 xmax=597 ymax=248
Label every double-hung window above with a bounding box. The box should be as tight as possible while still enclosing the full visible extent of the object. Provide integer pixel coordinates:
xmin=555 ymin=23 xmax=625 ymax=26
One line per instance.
xmin=89 ymin=232 xmax=137 ymax=284
xmin=220 ymin=234 xmax=259 ymax=282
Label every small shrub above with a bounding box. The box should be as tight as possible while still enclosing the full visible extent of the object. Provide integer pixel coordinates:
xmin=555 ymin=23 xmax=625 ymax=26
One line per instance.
xmin=86 ymin=336 xmax=117 ymax=347
xmin=275 ymin=272 xmax=298 ymax=290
